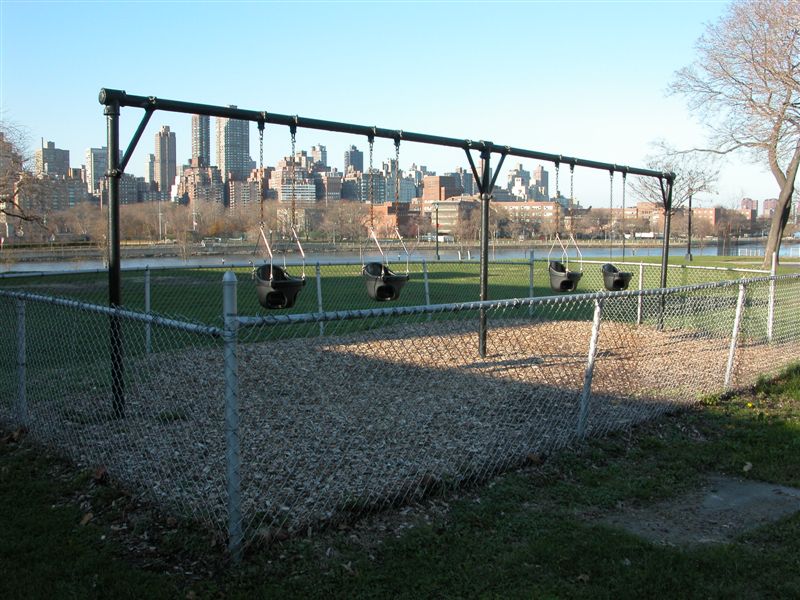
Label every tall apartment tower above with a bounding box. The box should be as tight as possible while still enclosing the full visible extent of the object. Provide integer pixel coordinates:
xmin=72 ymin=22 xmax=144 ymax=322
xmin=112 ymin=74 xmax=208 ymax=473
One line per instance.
xmin=311 ymin=145 xmax=327 ymax=167
xmin=344 ymin=145 xmax=364 ymax=173
xmin=85 ymin=147 xmax=107 ymax=195
xmin=145 ymin=154 xmax=156 ymax=186
xmin=191 ymin=114 xmax=211 ymax=167
xmin=154 ymin=126 xmax=177 ymax=193
xmin=35 ymin=141 xmax=70 ymax=178
xmin=216 ymin=109 xmax=251 ymax=182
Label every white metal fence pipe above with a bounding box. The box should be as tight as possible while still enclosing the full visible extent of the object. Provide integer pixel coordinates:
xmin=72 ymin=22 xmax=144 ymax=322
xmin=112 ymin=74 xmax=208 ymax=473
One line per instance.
xmin=725 ymin=282 xmax=748 ymax=389
xmin=577 ymin=299 xmax=604 ymax=438
xmin=637 ymin=264 xmax=644 ymax=325
xmin=15 ymin=299 xmax=27 ymax=427
xmin=768 ymin=252 xmax=777 ymax=343
xmin=315 ymin=262 xmax=325 ymax=337
xmin=422 ymin=259 xmax=431 ymax=321
xmin=144 ymin=266 xmax=152 ymax=354
xmin=222 ymin=270 xmax=243 ymax=562
xmin=528 ymin=250 xmax=535 ymax=316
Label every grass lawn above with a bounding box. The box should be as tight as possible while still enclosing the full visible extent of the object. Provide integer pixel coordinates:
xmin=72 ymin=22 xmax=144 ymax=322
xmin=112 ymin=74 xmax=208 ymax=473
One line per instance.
xmin=2 ymin=364 xmax=800 ymax=598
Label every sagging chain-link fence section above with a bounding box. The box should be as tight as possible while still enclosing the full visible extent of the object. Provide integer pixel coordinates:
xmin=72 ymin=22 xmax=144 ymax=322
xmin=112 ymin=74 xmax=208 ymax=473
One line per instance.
xmin=1 ymin=271 xmax=798 ymax=560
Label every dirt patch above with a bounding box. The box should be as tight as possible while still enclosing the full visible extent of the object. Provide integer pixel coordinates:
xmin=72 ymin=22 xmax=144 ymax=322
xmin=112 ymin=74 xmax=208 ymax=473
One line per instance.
xmin=598 ymin=474 xmax=800 ymax=546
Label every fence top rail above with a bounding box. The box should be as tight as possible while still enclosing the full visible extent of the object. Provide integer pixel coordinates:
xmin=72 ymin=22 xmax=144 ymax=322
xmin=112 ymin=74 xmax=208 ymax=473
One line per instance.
xmin=577 ymin=259 xmax=770 ymax=274
xmin=0 ymin=288 xmax=224 ymax=337
xmin=236 ymin=272 xmax=800 ymax=329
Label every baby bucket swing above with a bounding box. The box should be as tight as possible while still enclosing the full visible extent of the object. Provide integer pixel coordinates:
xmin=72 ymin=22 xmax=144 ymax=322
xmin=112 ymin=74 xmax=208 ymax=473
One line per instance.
xmin=253 ymin=121 xmax=306 ymax=309
xmin=548 ymin=163 xmax=583 ymax=292
xmin=601 ymin=170 xmax=633 ymax=291
xmin=362 ymin=134 xmax=410 ymax=301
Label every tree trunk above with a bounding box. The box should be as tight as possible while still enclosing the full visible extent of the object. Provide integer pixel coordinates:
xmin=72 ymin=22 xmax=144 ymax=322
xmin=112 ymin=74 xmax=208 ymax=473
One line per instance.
xmin=762 ymin=193 xmax=789 ymax=267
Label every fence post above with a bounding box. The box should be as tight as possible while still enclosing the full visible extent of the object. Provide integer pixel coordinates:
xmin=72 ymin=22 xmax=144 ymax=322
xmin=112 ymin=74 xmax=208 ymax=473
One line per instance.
xmin=636 ymin=264 xmax=644 ymax=326
xmin=144 ymin=266 xmax=152 ymax=354
xmin=528 ymin=250 xmax=535 ymax=316
xmin=222 ymin=271 xmax=243 ymax=562
xmin=422 ymin=259 xmax=432 ymax=321
xmin=315 ymin=262 xmax=324 ymax=337
xmin=724 ymin=282 xmax=747 ymax=389
xmin=16 ymin=299 xmax=27 ymax=427
xmin=577 ymin=299 xmax=604 ymax=438
xmin=767 ymin=252 xmax=776 ymax=343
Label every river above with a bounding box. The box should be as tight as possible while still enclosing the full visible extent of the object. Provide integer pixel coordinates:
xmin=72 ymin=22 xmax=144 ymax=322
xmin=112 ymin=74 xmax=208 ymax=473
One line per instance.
xmin=0 ymin=241 xmax=794 ymax=275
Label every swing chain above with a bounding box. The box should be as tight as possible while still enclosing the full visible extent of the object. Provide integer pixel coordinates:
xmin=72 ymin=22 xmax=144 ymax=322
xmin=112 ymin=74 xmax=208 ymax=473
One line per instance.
xmin=368 ymin=135 xmax=375 ymax=230
xmin=554 ymin=162 xmax=560 ymax=201
xmin=290 ymin=125 xmax=297 ymax=231
xmin=569 ymin=163 xmax=575 ymax=204
xmin=258 ymin=122 xmax=265 ymax=225
xmin=394 ymin=136 xmax=401 ymax=210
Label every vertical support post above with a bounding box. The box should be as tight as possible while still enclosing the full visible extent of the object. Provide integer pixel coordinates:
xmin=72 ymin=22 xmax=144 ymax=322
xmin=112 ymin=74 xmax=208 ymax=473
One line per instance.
xmin=478 ymin=150 xmax=491 ymax=358
xmin=577 ymin=299 xmax=604 ymax=438
xmin=685 ymin=193 xmax=693 ymax=261
xmin=222 ymin=271 xmax=242 ymax=562
xmin=724 ymin=282 xmax=747 ymax=389
xmin=658 ymin=177 xmax=674 ymax=331
xmin=144 ymin=266 xmax=152 ymax=354
xmin=767 ymin=252 xmax=776 ymax=343
xmin=106 ymin=100 xmax=125 ymax=418
xmin=15 ymin=300 xmax=27 ymax=427
xmin=636 ymin=263 xmax=644 ymax=326
xmin=315 ymin=262 xmax=324 ymax=337
xmin=528 ymin=250 xmax=535 ymax=317
xmin=422 ymin=259 xmax=432 ymax=321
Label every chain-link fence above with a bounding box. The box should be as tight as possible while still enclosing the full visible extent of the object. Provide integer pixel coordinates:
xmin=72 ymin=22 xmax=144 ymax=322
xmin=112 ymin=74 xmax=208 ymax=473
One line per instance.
xmin=2 ymin=270 xmax=799 ymax=560
xmin=0 ymin=258 xmax=771 ymax=328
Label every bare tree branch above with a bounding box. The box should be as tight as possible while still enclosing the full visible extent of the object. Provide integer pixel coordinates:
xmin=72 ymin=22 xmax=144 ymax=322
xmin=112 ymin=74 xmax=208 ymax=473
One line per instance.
xmin=669 ymin=0 xmax=800 ymax=266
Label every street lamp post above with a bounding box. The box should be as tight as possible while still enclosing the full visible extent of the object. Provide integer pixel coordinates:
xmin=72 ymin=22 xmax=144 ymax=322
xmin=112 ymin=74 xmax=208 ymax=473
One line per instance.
xmin=434 ymin=202 xmax=440 ymax=260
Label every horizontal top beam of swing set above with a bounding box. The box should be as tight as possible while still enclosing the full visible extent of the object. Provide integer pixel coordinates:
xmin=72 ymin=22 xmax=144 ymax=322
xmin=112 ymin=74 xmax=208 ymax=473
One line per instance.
xmin=99 ymin=87 xmax=673 ymax=182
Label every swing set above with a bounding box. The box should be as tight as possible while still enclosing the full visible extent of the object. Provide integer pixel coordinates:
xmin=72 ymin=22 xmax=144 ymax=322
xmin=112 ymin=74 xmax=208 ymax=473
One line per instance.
xmin=98 ymin=87 xmax=675 ymax=415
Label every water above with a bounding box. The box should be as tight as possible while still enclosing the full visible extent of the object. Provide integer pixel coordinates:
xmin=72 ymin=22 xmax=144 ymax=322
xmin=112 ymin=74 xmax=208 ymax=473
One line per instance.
xmin=0 ymin=241 xmax=789 ymax=275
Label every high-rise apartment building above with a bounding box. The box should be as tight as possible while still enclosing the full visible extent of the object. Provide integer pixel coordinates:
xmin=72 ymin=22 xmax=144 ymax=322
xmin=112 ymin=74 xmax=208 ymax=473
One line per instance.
xmin=344 ymin=145 xmax=363 ymax=173
xmin=422 ymin=175 xmax=462 ymax=202
xmin=216 ymin=109 xmax=251 ymax=183
xmin=35 ymin=141 xmax=70 ymax=178
xmin=145 ymin=154 xmax=156 ymax=187
xmin=506 ymin=163 xmax=531 ymax=199
xmin=532 ymin=165 xmax=549 ymax=201
xmin=311 ymin=145 xmax=327 ymax=168
xmin=85 ymin=147 xmax=107 ymax=195
xmin=154 ymin=126 xmax=177 ymax=193
xmin=192 ymin=114 xmax=211 ymax=167
xmin=740 ymin=197 xmax=758 ymax=213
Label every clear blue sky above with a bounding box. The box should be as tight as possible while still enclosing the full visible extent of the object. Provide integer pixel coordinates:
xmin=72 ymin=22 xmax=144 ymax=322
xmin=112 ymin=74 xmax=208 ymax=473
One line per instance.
xmin=0 ymin=0 xmax=777 ymax=207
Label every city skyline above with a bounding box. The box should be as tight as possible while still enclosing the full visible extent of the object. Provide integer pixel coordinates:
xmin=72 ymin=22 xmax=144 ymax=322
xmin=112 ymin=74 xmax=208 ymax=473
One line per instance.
xmin=1 ymin=1 xmax=780 ymax=208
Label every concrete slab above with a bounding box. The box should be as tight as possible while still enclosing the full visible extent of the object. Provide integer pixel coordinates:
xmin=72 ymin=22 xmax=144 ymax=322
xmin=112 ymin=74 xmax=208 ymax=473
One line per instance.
xmin=598 ymin=475 xmax=800 ymax=546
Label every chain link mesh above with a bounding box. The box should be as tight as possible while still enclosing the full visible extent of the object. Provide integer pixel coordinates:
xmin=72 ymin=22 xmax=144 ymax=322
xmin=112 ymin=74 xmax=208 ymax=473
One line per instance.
xmin=2 ymin=267 xmax=798 ymax=553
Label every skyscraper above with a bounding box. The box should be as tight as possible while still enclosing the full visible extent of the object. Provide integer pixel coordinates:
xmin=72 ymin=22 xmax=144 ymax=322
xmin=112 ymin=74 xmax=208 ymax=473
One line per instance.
xmin=154 ymin=126 xmax=177 ymax=193
xmin=344 ymin=145 xmax=363 ymax=173
xmin=192 ymin=114 xmax=211 ymax=167
xmin=216 ymin=109 xmax=251 ymax=183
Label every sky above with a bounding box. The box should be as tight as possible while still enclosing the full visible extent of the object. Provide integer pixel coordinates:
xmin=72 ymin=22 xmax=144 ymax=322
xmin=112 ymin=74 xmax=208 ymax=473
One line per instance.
xmin=0 ymin=0 xmax=780 ymax=209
